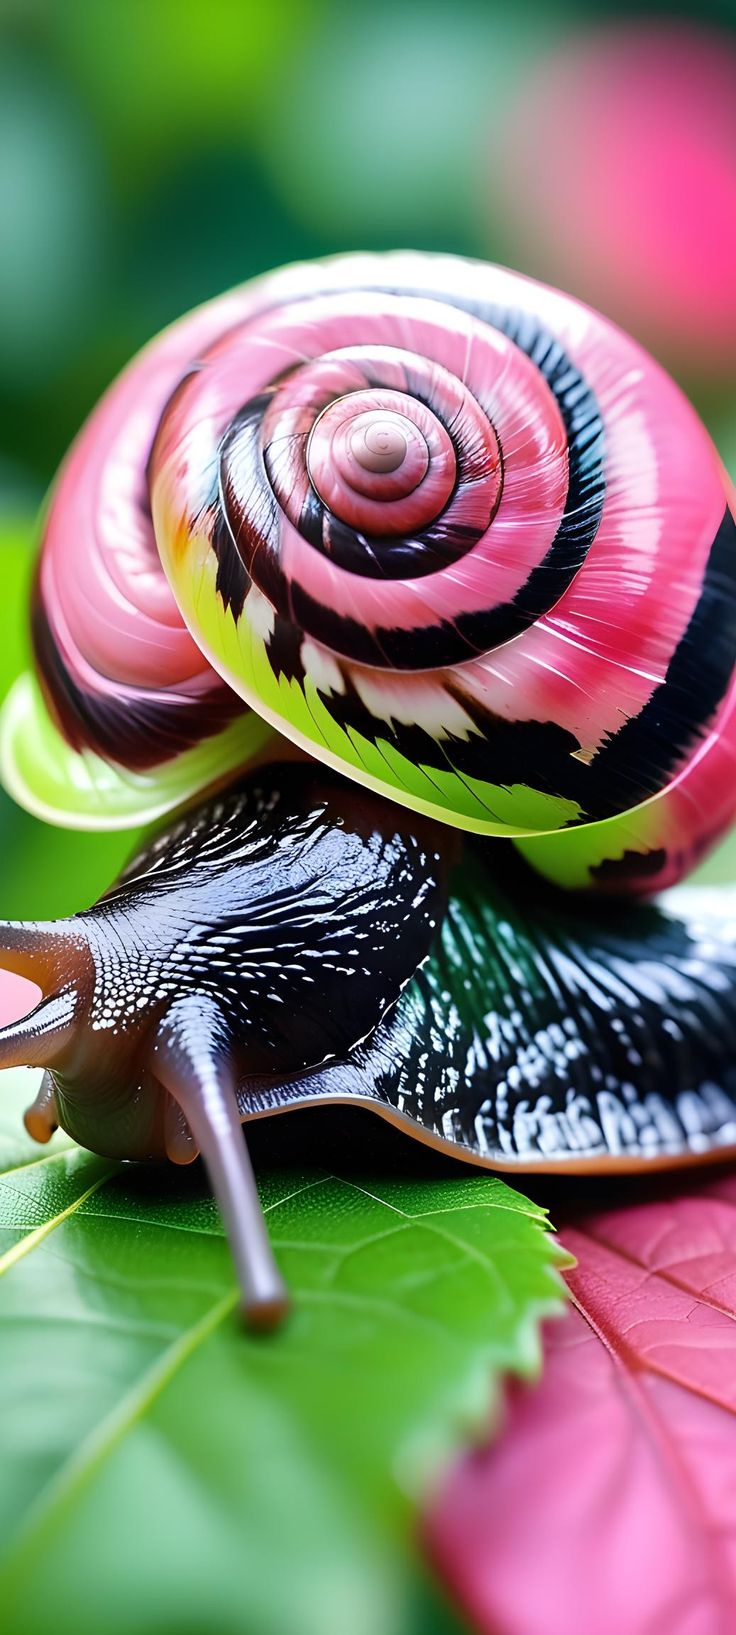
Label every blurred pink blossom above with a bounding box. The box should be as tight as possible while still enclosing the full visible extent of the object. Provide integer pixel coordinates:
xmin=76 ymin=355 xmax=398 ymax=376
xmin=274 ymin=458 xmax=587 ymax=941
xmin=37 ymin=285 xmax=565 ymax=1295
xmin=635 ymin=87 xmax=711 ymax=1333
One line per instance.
xmin=496 ymin=25 xmax=736 ymax=379
xmin=0 ymin=969 xmax=40 ymax=1029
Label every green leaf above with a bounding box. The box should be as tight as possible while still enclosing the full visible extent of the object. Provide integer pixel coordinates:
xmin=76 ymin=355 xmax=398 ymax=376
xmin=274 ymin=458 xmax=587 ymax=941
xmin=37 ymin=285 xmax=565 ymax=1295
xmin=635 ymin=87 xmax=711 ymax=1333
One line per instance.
xmin=0 ymin=1069 xmax=569 ymax=1635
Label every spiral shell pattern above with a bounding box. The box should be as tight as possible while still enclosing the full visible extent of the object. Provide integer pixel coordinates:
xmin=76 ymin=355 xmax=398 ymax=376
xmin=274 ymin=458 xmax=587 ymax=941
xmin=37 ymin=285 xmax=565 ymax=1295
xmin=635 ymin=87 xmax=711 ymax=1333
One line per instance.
xmin=5 ymin=252 xmax=736 ymax=889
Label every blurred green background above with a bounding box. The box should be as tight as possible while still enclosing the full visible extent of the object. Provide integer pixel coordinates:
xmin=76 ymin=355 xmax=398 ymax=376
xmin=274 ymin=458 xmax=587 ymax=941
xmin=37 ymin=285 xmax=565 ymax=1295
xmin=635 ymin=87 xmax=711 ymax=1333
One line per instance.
xmin=0 ymin=0 xmax=735 ymax=919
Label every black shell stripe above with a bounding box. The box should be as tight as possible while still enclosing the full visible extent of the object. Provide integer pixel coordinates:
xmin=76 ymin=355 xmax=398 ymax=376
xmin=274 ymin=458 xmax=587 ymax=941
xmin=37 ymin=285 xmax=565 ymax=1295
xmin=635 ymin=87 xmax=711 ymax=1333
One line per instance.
xmin=575 ymin=503 xmax=736 ymax=818
xmin=30 ymin=595 xmax=243 ymax=772
xmin=290 ymin=506 xmax=736 ymax=822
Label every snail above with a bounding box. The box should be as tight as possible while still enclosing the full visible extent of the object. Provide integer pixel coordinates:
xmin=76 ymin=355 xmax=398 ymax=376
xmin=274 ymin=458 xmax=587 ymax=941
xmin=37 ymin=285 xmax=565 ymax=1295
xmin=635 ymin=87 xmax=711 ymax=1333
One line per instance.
xmin=1 ymin=251 xmax=736 ymax=1329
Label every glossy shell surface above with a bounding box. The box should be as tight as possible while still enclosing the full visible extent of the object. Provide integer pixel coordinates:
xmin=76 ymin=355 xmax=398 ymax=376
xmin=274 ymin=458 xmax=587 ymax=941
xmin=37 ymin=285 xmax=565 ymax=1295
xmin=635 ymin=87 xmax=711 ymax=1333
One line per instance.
xmin=4 ymin=252 xmax=736 ymax=890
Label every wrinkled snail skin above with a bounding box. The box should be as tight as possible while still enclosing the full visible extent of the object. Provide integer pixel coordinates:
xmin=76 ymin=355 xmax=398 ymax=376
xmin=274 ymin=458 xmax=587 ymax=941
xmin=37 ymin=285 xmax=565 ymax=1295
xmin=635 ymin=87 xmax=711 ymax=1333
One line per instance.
xmin=3 ymin=250 xmax=735 ymax=885
xmin=2 ymin=251 xmax=736 ymax=1327
xmin=0 ymin=765 xmax=450 ymax=1325
xmin=3 ymin=764 xmax=736 ymax=1326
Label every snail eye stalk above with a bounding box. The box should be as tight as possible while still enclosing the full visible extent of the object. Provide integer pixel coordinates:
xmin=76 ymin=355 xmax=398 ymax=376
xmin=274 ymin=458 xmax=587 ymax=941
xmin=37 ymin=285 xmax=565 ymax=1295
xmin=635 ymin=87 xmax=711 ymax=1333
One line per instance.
xmin=150 ymin=994 xmax=289 ymax=1331
xmin=0 ymin=923 xmax=289 ymax=1330
xmin=0 ymin=919 xmax=91 ymax=1076
xmin=0 ymin=982 xmax=79 ymax=1074
xmin=0 ymin=919 xmax=86 ymax=989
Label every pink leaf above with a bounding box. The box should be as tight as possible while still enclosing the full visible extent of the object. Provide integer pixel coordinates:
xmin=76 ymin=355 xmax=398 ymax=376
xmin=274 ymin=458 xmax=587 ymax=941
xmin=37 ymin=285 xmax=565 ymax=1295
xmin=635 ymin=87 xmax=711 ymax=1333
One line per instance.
xmin=425 ymin=1175 xmax=736 ymax=1635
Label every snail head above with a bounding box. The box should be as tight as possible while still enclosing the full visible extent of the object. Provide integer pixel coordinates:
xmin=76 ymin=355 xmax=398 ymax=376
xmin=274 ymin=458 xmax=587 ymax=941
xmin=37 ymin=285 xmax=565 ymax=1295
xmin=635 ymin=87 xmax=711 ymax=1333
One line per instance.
xmin=0 ymin=763 xmax=450 ymax=1326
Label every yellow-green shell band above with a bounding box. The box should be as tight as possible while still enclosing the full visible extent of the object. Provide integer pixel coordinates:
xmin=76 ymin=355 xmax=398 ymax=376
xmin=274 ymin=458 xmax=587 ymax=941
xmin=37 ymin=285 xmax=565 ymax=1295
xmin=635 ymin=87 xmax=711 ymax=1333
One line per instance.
xmin=0 ymin=673 xmax=273 ymax=833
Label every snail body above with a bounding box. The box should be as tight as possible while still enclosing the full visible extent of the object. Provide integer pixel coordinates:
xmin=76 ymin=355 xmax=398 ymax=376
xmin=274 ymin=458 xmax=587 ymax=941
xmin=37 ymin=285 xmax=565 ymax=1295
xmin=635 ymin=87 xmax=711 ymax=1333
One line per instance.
xmin=2 ymin=763 xmax=736 ymax=1324
xmin=2 ymin=252 xmax=736 ymax=1324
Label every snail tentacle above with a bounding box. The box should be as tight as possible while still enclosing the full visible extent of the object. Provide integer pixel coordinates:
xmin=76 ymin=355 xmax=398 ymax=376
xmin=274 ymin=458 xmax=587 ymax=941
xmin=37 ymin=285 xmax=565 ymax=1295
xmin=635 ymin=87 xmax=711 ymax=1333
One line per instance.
xmin=0 ymin=988 xmax=79 ymax=1072
xmin=23 ymin=1071 xmax=59 ymax=1144
xmin=0 ymin=919 xmax=87 ymax=988
xmin=150 ymin=994 xmax=289 ymax=1331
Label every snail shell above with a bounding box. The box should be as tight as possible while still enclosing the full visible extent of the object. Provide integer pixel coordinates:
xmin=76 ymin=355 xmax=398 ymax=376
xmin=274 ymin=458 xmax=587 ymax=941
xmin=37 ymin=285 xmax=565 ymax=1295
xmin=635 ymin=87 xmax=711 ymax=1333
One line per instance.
xmin=3 ymin=252 xmax=735 ymax=892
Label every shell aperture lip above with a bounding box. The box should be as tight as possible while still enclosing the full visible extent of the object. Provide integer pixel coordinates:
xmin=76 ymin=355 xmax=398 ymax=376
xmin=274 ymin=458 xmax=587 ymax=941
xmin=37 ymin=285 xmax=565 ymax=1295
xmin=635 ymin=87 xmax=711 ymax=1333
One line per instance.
xmin=0 ymin=671 xmax=273 ymax=832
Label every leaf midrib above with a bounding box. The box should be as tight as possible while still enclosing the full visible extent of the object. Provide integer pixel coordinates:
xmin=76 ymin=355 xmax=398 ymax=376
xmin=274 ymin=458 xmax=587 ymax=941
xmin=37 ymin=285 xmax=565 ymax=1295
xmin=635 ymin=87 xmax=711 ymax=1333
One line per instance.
xmin=0 ymin=1172 xmax=334 ymax=1569
xmin=567 ymin=1284 xmax=736 ymax=1629
xmin=3 ymin=1286 xmax=240 ymax=1572
xmin=0 ymin=1163 xmax=561 ymax=1582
